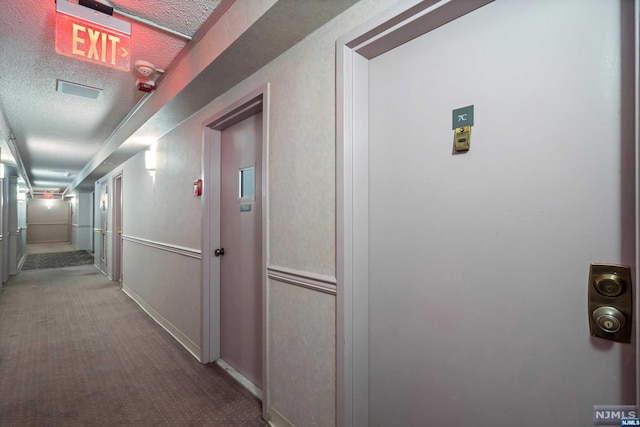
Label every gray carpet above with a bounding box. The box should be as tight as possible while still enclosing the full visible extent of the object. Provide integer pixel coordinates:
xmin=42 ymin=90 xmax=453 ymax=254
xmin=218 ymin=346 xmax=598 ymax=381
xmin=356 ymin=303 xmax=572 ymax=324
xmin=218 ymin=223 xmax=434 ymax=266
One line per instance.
xmin=22 ymin=250 xmax=95 ymax=270
xmin=0 ymin=265 xmax=266 ymax=426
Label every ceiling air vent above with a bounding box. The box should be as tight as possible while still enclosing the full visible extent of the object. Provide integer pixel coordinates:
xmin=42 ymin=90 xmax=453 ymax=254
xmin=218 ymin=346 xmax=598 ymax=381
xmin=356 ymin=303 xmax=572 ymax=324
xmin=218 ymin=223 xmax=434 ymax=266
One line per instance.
xmin=56 ymin=79 xmax=102 ymax=100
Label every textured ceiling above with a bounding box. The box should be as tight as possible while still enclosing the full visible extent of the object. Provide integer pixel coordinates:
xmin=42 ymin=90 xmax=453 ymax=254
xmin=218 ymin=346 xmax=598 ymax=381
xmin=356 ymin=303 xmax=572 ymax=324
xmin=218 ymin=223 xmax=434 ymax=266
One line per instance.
xmin=0 ymin=0 xmax=221 ymax=192
xmin=106 ymin=0 xmax=219 ymax=38
xmin=0 ymin=0 xmax=361 ymax=194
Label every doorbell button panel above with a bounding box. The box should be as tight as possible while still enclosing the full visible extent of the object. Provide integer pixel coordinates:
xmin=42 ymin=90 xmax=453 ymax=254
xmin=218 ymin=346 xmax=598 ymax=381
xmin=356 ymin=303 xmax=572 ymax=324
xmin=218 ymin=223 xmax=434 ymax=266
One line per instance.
xmin=588 ymin=263 xmax=632 ymax=343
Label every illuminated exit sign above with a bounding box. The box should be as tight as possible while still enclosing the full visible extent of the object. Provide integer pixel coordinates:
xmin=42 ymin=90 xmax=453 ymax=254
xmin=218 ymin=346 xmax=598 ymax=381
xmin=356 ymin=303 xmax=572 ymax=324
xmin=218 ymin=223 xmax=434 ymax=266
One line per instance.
xmin=55 ymin=0 xmax=131 ymax=72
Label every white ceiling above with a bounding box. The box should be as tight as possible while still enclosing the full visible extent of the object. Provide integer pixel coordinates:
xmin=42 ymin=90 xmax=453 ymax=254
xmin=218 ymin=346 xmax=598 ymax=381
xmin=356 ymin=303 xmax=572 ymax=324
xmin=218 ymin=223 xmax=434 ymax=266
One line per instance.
xmin=0 ymin=0 xmax=222 ymax=193
xmin=0 ymin=0 xmax=361 ymax=194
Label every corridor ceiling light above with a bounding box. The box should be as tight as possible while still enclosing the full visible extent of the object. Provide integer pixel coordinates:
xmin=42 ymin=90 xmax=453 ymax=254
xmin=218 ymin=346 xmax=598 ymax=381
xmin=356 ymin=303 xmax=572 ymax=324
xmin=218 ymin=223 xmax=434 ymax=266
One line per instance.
xmin=145 ymin=149 xmax=156 ymax=177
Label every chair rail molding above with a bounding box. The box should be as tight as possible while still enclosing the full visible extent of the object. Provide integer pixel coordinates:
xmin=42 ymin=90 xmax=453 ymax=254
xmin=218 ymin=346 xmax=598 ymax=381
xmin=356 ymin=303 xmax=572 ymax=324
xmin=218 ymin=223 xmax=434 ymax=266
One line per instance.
xmin=267 ymin=265 xmax=337 ymax=295
xmin=122 ymin=234 xmax=202 ymax=260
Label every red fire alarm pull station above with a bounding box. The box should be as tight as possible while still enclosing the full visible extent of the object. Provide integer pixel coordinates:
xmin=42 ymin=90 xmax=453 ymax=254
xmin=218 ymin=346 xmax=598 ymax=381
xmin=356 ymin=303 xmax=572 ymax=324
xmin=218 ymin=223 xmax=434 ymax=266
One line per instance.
xmin=194 ymin=179 xmax=202 ymax=196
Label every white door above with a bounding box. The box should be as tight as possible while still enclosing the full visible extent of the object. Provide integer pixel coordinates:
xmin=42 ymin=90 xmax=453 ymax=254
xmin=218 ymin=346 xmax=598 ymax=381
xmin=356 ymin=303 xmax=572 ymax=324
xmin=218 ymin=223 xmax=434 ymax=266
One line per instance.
xmin=219 ymin=112 xmax=263 ymax=388
xmin=362 ymin=1 xmax=634 ymax=426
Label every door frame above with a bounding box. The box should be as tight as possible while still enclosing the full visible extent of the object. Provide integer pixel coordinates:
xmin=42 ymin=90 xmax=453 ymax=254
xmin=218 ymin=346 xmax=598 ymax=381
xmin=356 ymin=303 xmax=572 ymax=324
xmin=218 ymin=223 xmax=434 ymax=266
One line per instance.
xmin=201 ymin=83 xmax=270 ymax=419
xmin=112 ymin=173 xmax=123 ymax=283
xmin=98 ymin=179 xmax=108 ymax=275
xmin=335 ymin=1 xmax=639 ymax=426
xmin=90 ymin=191 xmax=95 ymax=253
xmin=635 ymin=0 xmax=640 ymax=409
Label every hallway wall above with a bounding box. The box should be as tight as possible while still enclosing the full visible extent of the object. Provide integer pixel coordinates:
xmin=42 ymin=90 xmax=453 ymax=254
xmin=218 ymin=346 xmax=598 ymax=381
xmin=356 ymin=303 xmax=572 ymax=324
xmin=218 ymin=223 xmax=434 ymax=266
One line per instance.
xmin=99 ymin=0 xmax=400 ymax=425
xmin=26 ymin=199 xmax=70 ymax=244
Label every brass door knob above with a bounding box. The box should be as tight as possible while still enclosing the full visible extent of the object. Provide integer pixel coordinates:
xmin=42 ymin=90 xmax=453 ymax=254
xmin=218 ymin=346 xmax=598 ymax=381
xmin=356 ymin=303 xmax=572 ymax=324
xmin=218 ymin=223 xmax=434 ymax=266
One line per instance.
xmin=592 ymin=306 xmax=625 ymax=333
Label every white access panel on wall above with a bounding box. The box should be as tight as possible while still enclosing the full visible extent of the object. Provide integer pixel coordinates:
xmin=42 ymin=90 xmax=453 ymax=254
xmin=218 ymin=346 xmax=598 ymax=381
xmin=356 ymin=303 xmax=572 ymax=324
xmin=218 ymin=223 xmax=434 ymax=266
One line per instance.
xmin=342 ymin=0 xmax=636 ymax=426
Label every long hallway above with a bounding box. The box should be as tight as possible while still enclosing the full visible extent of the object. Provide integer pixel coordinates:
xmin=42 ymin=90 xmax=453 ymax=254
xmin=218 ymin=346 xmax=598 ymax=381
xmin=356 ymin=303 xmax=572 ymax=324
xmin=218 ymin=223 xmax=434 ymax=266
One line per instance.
xmin=0 ymin=264 xmax=266 ymax=426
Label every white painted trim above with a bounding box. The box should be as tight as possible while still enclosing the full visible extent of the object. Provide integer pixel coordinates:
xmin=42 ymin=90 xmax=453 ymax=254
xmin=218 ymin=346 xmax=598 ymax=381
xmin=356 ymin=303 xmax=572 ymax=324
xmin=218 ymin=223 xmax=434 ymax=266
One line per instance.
xmin=17 ymin=253 xmax=26 ymax=271
xmin=26 ymin=222 xmax=69 ymax=226
xmin=268 ymin=407 xmax=295 ymax=427
xmin=122 ymin=283 xmax=201 ymax=362
xmin=201 ymin=121 xmax=217 ymax=364
xmin=262 ymin=84 xmax=272 ymax=423
xmin=215 ymin=358 xmax=262 ymax=400
xmin=112 ymin=173 xmax=123 ymax=283
xmin=71 ymin=224 xmax=92 ymax=228
xmin=95 ymin=265 xmax=110 ymax=280
xmin=267 ymin=265 xmax=336 ymax=295
xmin=635 ymin=0 xmax=640 ymax=411
xmin=200 ymin=83 xmax=271 ymax=421
xmin=337 ymin=1 xmax=494 ymax=426
xmin=122 ymin=235 xmax=202 ymax=259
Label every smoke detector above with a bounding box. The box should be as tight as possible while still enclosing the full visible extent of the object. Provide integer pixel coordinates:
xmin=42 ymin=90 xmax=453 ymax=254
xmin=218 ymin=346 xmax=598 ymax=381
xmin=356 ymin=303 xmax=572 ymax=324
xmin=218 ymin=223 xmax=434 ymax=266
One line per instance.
xmin=134 ymin=60 xmax=165 ymax=92
xmin=135 ymin=60 xmax=157 ymax=77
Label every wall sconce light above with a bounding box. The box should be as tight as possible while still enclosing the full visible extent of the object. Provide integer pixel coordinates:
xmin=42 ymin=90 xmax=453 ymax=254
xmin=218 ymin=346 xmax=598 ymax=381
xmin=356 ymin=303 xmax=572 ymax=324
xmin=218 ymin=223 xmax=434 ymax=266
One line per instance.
xmin=145 ymin=149 xmax=156 ymax=177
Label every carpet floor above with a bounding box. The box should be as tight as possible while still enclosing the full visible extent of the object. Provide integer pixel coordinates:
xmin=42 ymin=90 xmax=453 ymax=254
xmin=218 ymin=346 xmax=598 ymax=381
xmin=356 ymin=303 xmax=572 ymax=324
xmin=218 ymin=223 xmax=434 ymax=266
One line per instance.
xmin=22 ymin=250 xmax=95 ymax=270
xmin=0 ymin=265 xmax=266 ymax=426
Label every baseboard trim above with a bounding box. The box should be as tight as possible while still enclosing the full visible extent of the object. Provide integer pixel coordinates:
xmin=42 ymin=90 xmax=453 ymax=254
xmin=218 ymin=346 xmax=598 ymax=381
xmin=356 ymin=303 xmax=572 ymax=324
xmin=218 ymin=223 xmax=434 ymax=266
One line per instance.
xmin=122 ymin=235 xmax=202 ymax=260
xmin=17 ymin=253 xmax=26 ymax=271
xmin=267 ymin=265 xmax=337 ymax=295
xmin=122 ymin=283 xmax=201 ymax=362
xmin=268 ymin=407 xmax=295 ymax=427
xmin=215 ymin=359 xmax=262 ymax=400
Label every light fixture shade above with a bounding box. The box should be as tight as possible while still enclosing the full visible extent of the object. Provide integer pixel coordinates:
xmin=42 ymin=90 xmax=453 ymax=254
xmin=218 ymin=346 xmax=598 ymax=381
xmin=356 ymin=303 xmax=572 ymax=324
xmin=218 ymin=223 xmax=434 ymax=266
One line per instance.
xmin=145 ymin=149 xmax=156 ymax=172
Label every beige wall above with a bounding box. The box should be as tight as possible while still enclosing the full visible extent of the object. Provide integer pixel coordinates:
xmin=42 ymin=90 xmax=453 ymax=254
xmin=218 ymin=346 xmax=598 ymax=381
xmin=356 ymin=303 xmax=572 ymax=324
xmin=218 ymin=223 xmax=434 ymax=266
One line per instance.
xmin=27 ymin=198 xmax=69 ymax=243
